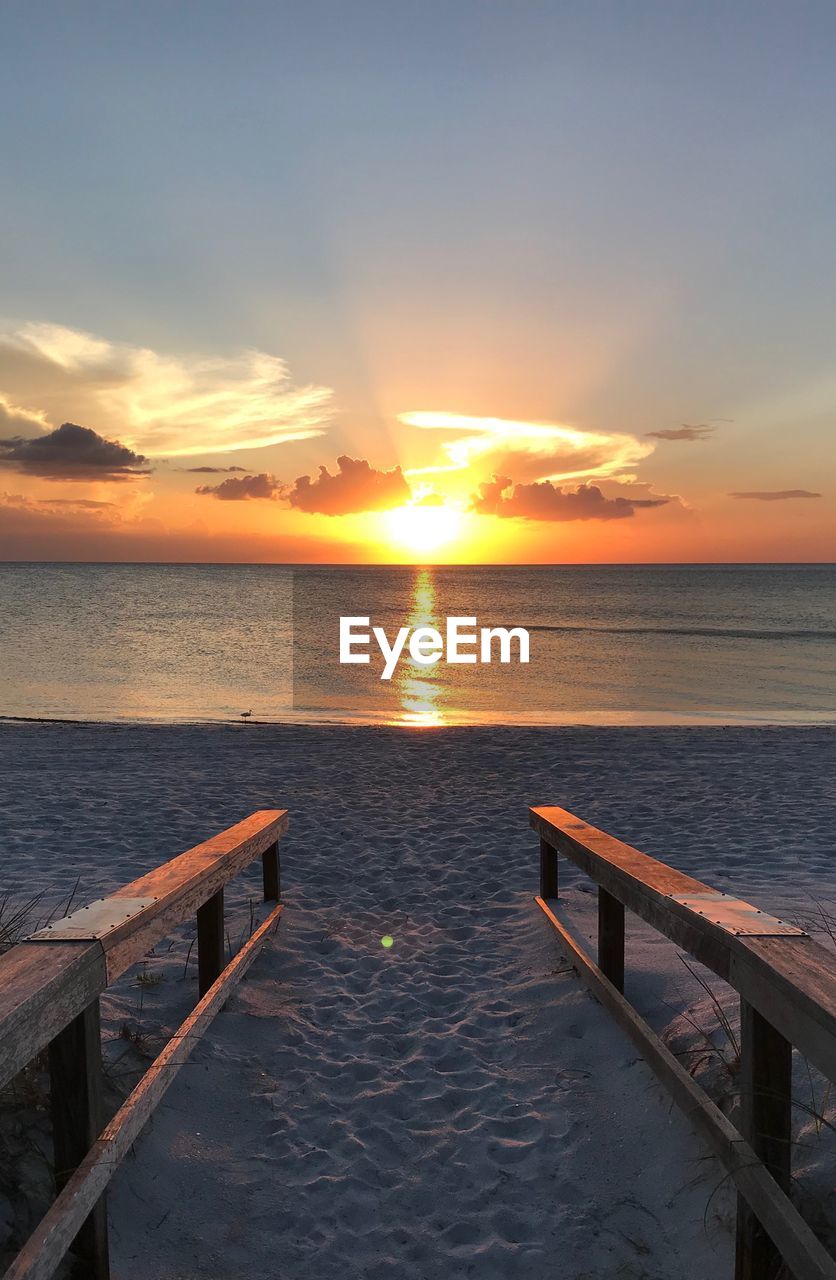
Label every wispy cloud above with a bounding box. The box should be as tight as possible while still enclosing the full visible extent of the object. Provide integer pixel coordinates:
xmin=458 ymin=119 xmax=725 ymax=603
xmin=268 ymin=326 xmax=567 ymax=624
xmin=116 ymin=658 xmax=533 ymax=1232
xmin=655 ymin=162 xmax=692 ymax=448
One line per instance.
xmin=179 ymin=465 xmax=248 ymax=474
xmin=399 ymin=411 xmax=652 ymax=485
xmin=0 ymin=490 xmax=126 ymax=531
xmin=0 ymin=491 xmax=115 ymax=512
xmin=646 ymin=423 xmax=716 ymax=441
xmin=0 ymin=394 xmax=50 ymax=435
xmin=729 ymin=489 xmax=821 ymax=501
xmin=0 ymin=490 xmax=362 ymax=562
xmin=0 ymin=322 xmax=334 ymax=457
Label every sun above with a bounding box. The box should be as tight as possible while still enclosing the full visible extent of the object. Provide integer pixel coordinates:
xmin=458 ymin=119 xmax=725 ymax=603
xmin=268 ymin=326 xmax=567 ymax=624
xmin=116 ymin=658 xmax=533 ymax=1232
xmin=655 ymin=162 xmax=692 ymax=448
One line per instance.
xmin=382 ymin=501 xmax=464 ymax=555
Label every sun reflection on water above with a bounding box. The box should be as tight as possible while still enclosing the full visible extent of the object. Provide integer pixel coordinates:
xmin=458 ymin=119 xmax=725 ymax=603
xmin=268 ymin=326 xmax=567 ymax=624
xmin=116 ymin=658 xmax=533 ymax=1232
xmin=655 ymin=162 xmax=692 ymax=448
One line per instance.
xmin=394 ymin=568 xmax=446 ymax=727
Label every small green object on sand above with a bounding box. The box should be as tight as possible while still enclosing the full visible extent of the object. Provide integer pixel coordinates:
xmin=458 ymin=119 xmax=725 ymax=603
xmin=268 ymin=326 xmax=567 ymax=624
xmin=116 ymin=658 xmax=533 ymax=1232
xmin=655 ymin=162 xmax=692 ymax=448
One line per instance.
xmin=380 ymin=935 xmax=394 ymax=949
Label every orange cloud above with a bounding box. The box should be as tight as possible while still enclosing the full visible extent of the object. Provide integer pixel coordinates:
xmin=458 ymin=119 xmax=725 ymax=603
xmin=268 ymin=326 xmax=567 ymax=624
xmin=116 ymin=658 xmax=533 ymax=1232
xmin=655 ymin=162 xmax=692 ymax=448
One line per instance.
xmin=470 ymin=475 xmax=669 ymax=521
xmin=286 ymin=456 xmax=411 ymax=515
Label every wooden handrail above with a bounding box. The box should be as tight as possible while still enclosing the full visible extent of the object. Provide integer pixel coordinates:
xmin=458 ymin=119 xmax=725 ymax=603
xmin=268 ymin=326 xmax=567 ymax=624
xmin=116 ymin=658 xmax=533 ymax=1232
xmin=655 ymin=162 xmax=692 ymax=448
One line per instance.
xmin=0 ymin=809 xmax=288 ymax=1280
xmin=530 ymin=805 xmax=836 ymax=1082
xmin=531 ymin=804 xmax=836 ymax=1280
xmin=0 ymin=809 xmax=287 ymax=1090
xmin=536 ymin=895 xmax=836 ymax=1280
xmin=4 ymin=904 xmax=284 ymax=1280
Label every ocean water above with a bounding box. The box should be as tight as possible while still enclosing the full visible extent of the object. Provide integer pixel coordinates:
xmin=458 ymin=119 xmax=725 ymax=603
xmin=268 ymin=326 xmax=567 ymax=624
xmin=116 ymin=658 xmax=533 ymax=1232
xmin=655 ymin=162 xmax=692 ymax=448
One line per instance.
xmin=0 ymin=563 xmax=834 ymax=726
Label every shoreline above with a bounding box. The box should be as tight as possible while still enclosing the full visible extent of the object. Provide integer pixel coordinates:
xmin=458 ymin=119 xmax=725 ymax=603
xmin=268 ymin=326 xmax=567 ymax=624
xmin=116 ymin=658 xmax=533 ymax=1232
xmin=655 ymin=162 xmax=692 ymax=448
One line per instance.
xmin=4 ymin=713 xmax=836 ymax=729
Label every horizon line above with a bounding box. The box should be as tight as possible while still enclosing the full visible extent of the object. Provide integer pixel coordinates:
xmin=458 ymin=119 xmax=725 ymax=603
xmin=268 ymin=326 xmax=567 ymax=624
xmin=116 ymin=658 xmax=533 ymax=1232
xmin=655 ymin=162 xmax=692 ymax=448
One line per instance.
xmin=1 ymin=560 xmax=835 ymax=570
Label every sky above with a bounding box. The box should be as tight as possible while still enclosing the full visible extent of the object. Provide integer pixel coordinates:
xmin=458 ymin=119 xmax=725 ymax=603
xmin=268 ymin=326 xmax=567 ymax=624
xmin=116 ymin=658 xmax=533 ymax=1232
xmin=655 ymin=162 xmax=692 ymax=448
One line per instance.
xmin=0 ymin=0 xmax=834 ymax=563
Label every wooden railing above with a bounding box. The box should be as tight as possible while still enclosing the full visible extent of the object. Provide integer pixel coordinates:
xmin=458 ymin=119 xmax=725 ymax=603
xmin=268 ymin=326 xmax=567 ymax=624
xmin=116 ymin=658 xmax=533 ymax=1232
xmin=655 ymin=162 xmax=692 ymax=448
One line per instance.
xmin=531 ymin=804 xmax=836 ymax=1280
xmin=0 ymin=808 xmax=288 ymax=1280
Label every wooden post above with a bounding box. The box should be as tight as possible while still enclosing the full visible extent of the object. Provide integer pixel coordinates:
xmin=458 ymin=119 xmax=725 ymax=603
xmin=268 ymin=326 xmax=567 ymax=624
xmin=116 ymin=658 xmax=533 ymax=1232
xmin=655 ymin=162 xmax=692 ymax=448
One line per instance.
xmin=48 ymin=999 xmax=110 ymax=1280
xmin=262 ymin=840 xmax=280 ymax=901
xmin=540 ymin=838 xmax=558 ymax=899
xmin=197 ymin=889 xmax=225 ymax=997
xmin=735 ymin=999 xmax=792 ymax=1280
xmin=598 ymin=887 xmax=625 ymax=993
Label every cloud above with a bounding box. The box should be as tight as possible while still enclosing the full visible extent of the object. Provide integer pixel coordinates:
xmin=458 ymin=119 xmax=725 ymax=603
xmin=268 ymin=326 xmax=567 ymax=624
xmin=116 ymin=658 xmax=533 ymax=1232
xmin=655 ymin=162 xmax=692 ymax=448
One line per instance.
xmin=400 ymin=411 xmax=652 ymax=486
xmin=470 ymin=475 xmax=669 ymax=521
xmin=196 ymin=472 xmax=283 ymax=501
xmin=0 ymin=493 xmax=116 ymax=514
xmin=0 ymin=422 xmax=151 ymax=481
xmin=729 ymin=489 xmax=822 ymax=501
xmin=0 ymin=491 xmax=367 ymax=562
xmin=646 ymin=423 xmax=716 ymax=441
xmin=0 ymin=395 xmax=50 ymax=435
xmin=179 ymin=465 xmax=248 ymax=474
xmin=286 ymin=455 xmax=411 ymax=515
xmin=0 ymin=322 xmax=334 ymax=457
xmin=34 ymin=497 xmax=116 ymax=510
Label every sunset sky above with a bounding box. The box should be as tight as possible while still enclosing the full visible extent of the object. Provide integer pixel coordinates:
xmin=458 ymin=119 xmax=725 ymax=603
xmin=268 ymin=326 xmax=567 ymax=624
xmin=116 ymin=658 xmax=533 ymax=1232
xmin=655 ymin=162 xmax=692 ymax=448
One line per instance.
xmin=1 ymin=1 xmax=834 ymax=563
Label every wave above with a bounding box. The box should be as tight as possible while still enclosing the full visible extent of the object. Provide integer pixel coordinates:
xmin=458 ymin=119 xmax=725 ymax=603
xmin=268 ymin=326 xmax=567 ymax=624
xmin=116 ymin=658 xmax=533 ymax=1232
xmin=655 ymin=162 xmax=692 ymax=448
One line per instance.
xmin=525 ymin=624 xmax=836 ymax=641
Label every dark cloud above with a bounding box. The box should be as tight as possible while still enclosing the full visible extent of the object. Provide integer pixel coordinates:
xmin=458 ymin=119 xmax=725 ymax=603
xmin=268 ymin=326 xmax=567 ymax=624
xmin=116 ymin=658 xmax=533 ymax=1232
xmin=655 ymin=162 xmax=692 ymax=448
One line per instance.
xmin=646 ymin=423 xmax=716 ymax=441
xmin=470 ymin=475 xmax=669 ymax=521
xmin=286 ymin=455 xmax=411 ymax=515
xmin=0 ymin=422 xmax=150 ymax=480
xmin=179 ymin=465 xmax=247 ymax=474
xmin=729 ymin=489 xmax=821 ymax=501
xmin=36 ymin=497 xmax=115 ymax=510
xmin=195 ymin=472 xmax=282 ymax=501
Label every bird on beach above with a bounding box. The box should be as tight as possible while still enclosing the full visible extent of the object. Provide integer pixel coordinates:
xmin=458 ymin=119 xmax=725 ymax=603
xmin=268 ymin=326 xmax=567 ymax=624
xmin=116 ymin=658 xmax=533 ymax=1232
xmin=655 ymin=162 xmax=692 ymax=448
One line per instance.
xmin=240 ymin=709 xmax=252 ymax=722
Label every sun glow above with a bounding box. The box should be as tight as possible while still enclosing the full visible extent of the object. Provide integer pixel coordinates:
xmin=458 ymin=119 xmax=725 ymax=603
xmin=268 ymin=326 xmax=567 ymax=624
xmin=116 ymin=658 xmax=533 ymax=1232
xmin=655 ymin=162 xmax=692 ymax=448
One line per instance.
xmin=382 ymin=502 xmax=464 ymax=555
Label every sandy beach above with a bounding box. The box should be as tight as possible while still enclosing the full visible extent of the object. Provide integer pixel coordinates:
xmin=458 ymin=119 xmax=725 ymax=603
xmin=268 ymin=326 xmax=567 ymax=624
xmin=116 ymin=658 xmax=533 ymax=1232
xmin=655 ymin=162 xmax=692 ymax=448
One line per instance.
xmin=2 ymin=722 xmax=836 ymax=1278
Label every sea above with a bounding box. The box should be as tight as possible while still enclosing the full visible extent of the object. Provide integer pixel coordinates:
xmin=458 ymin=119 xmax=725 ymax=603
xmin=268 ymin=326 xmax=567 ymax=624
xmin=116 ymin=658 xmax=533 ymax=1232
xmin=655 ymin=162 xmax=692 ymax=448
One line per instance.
xmin=1 ymin=563 xmax=834 ymax=727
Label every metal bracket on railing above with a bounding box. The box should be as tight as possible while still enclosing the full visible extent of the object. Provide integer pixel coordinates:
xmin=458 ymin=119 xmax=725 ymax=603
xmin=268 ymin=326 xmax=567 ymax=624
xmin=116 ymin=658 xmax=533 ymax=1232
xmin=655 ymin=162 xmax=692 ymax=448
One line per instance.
xmin=28 ymin=896 xmax=157 ymax=941
xmin=668 ymin=891 xmax=807 ymax=937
